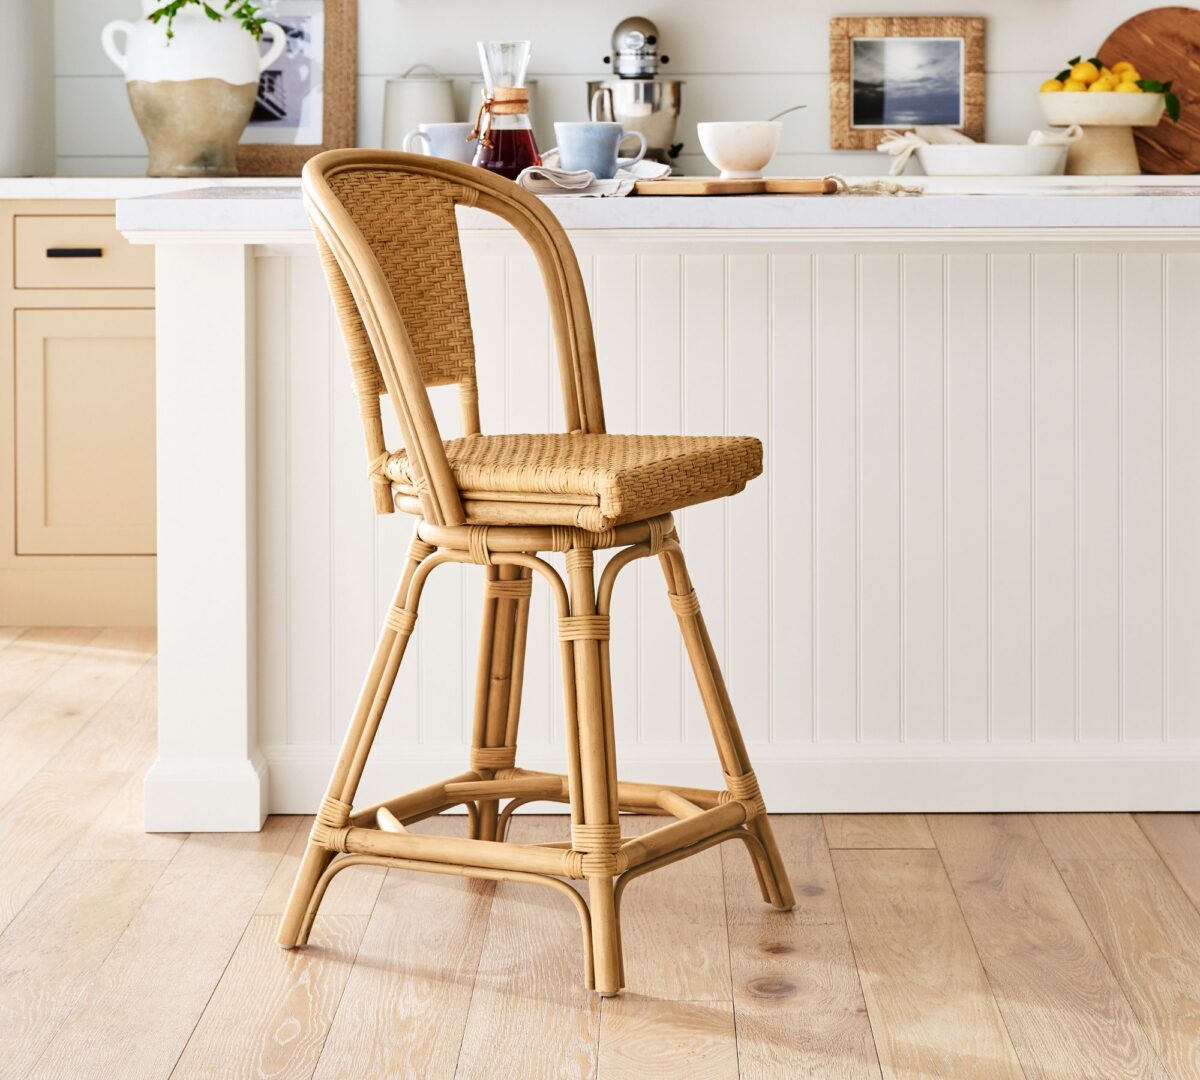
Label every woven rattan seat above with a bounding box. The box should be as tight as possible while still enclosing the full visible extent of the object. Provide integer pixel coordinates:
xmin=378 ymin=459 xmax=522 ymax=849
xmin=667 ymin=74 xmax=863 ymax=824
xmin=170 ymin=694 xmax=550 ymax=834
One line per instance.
xmin=386 ymin=433 xmax=762 ymax=529
xmin=279 ymin=150 xmax=794 ymax=998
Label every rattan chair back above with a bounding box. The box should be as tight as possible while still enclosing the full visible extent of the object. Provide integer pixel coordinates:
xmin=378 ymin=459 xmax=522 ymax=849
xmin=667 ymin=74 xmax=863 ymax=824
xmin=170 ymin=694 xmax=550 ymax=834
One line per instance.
xmin=302 ymin=150 xmax=605 ymax=525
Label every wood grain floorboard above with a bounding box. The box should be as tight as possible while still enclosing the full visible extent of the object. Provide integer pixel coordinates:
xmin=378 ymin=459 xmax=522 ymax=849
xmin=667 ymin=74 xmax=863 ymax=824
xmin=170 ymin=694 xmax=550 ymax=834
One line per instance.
xmin=1032 ymin=812 xmax=1160 ymax=861
xmin=0 ymin=768 xmax=128 ymax=934
xmin=1135 ymin=814 xmax=1200 ymax=912
xmin=0 ymin=859 xmax=167 ymax=1080
xmin=833 ymin=848 xmax=1022 ymax=1079
xmin=313 ymin=818 xmax=494 ymax=1080
xmin=723 ymin=816 xmax=879 ymax=1079
xmin=454 ymin=817 xmax=600 ymax=1080
xmin=1056 ymin=859 xmax=1200 ymax=1080
xmin=598 ymin=997 xmax=738 ymax=1079
xmin=0 ymin=627 xmax=155 ymax=812
xmin=0 ymin=627 xmax=98 ymax=722
xmin=929 ymin=813 xmax=1168 ymax=1079
xmin=28 ymin=817 xmax=299 ymax=1080
xmin=616 ymin=814 xmax=733 ymax=1000
xmin=173 ymin=914 xmax=366 ymax=1080
xmin=823 ymin=815 xmax=935 ymax=850
xmin=257 ymin=815 xmax=385 ymax=917
xmin=68 ymin=770 xmax=187 ymax=862
xmin=50 ymin=656 xmax=159 ymax=775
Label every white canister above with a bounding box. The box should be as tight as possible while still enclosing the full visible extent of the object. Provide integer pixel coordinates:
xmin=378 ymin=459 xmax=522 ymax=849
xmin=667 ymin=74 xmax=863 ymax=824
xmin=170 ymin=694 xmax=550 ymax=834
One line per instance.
xmin=382 ymin=65 xmax=457 ymax=150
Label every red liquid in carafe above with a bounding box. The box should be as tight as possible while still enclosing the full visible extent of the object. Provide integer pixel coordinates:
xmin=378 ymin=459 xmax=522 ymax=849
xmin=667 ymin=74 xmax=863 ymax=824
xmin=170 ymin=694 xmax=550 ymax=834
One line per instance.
xmin=476 ymin=128 xmax=541 ymax=181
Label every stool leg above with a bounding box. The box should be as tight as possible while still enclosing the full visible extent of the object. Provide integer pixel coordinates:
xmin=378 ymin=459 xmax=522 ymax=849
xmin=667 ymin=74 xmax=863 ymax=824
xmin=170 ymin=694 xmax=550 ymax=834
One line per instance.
xmin=277 ymin=536 xmax=431 ymax=948
xmin=564 ymin=549 xmax=624 ymax=995
xmin=470 ymin=564 xmax=531 ymax=841
xmin=659 ymin=541 xmax=796 ymax=911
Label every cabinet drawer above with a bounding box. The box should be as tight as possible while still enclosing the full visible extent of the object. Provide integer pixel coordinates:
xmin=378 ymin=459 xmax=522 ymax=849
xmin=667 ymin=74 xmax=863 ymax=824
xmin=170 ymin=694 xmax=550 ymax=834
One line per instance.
xmin=14 ymin=215 xmax=154 ymax=290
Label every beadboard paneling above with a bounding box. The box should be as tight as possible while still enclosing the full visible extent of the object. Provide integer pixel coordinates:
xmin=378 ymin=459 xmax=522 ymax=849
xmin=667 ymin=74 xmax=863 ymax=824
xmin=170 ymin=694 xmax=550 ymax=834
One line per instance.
xmin=253 ymin=240 xmax=1200 ymax=811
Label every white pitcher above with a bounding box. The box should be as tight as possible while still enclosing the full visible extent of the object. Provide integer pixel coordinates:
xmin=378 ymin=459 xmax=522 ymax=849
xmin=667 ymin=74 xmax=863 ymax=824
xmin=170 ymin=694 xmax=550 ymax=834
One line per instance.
xmin=101 ymin=2 xmax=286 ymax=176
xmin=102 ymin=1 xmax=286 ymax=87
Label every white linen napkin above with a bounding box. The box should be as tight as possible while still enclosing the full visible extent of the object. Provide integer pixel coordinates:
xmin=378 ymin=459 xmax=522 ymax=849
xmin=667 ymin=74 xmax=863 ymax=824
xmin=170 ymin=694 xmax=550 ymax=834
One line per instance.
xmin=517 ymin=148 xmax=671 ymax=197
xmin=877 ymin=125 xmax=976 ymax=175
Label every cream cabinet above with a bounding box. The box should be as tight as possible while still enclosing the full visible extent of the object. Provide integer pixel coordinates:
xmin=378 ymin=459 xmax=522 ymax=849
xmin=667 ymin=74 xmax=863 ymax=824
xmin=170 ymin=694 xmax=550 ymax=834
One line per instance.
xmin=1 ymin=201 xmax=156 ymax=625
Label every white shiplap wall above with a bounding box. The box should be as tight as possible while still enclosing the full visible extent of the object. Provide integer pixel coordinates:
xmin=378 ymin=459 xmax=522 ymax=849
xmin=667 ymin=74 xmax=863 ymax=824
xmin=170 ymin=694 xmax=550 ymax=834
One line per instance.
xmin=54 ymin=0 xmax=1177 ymax=176
xmin=254 ymin=232 xmax=1200 ymax=813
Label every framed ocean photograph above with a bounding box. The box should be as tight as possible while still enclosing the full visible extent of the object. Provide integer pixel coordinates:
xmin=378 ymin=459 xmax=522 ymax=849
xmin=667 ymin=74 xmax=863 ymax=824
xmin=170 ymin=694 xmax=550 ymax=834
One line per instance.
xmin=830 ymin=17 xmax=985 ymax=149
xmin=237 ymin=0 xmax=357 ymax=174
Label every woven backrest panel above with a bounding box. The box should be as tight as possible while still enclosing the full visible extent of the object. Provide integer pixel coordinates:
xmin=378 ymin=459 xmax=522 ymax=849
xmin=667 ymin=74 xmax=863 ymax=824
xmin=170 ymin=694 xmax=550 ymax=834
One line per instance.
xmin=325 ymin=168 xmax=476 ymax=389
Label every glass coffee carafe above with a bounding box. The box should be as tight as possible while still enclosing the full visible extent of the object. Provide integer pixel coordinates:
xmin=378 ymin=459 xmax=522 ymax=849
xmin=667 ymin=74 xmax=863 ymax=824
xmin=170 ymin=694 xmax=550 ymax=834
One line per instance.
xmin=471 ymin=40 xmax=541 ymax=180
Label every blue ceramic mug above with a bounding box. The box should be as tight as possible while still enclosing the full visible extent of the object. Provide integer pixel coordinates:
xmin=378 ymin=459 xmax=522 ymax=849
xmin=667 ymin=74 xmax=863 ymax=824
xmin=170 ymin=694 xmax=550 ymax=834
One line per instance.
xmin=554 ymin=121 xmax=647 ymax=179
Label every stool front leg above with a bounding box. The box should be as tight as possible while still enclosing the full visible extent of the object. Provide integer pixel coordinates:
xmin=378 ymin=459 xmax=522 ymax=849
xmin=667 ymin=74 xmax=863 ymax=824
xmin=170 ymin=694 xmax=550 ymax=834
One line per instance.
xmin=563 ymin=548 xmax=625 ymax=995
xmin=659 ymin=541 xmax=796 ymax=912
xmin=277 ymin=533 xmax=434 ymax=948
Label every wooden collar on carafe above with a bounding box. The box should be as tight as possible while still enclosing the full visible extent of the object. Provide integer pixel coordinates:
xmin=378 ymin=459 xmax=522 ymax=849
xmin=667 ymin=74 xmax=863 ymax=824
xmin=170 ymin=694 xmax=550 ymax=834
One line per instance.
xmin=470 ymin=86 xmax=531 ymax=148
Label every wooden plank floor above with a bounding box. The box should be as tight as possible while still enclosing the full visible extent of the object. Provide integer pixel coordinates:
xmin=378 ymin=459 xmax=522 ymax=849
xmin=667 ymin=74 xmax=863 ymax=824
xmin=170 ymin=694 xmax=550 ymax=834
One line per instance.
xmin=2 ymin=629 xmax=1199 ymax=1079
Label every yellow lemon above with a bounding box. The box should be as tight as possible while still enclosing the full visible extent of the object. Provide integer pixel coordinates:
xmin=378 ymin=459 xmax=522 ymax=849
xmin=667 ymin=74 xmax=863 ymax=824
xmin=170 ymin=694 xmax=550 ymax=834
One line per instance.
xmin=1088 ymin=78 xmax=1113 ymax=91
xmin=1115 ymin=80 xmax=1143 ymax=93
xmin=1100 ymin=66 xmax=1115 ymax=80
xmin=1040 ymin=78 xmax=1064 ymax=92
xmin=1071 ymin=60 xmax=1101 ymax=84
xmin=1120 ymin=68 xmax=1141 ymax=83
xmin=1062 ymin=78 xmax=1088 ymax=92
xmin=1112 ymin=61 xmax=1134 ymax=74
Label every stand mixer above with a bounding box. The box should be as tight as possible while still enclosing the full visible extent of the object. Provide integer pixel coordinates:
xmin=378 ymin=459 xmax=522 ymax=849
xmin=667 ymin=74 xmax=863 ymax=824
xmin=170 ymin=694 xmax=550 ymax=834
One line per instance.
xmin=587 ymin=17 xmax=683 ymax=167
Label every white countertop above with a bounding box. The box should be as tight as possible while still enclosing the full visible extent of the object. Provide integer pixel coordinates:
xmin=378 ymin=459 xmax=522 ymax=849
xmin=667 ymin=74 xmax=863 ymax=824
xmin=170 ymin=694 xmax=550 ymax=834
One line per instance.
xmin=0 ymin=176 xmax=297 ymax=201
xmin=114 ymin=175 xmax=1200 ymax=235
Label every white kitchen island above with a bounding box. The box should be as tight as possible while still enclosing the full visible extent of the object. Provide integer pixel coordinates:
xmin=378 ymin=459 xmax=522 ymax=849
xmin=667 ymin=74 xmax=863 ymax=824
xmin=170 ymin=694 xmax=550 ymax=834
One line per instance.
xmin=119 ymin=180 xmax=1200 ymax=831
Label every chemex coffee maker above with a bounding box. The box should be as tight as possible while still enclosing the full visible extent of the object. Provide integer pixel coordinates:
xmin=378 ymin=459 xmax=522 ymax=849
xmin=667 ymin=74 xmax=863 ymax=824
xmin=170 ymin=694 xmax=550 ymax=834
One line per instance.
xmin=587 ymin=17 xmax=683 ymax=166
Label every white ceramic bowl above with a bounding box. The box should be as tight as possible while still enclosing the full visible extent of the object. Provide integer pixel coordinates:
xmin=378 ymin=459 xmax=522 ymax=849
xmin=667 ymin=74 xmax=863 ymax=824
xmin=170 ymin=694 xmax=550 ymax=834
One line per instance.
xmin=1038 ymin=91 xmax=1166 ymax=128
xmin=697 ymin=121 xmax=783 ymax=178
xmin=916 ymin=143 xmax=1067 ymax=176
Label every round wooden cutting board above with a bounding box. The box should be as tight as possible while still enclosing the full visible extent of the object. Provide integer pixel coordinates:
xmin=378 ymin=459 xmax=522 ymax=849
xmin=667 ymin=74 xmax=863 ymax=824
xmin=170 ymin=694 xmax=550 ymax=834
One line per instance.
xmin=1100 ymin=6 xmax=1200 ymax=173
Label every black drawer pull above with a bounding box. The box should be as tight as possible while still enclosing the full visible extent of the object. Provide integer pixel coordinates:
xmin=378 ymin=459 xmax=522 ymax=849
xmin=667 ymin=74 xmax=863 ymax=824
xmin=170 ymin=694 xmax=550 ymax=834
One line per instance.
xmin=46 ymin=247 xmax=103 ymax=259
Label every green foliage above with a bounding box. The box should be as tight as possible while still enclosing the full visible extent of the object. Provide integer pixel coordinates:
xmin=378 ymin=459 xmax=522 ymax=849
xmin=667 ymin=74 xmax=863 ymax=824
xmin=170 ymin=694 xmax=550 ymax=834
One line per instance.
xmin=1138 ymin=79 xmax=1182 ymax=121
xmin=147 ymin=0 xmax=267 ymax=41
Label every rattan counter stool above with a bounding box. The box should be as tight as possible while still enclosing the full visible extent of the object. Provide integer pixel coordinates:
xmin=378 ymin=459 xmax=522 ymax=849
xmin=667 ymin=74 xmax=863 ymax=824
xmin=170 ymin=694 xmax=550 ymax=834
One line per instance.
xmin=278 ymin=149 xmax=794 ymax=995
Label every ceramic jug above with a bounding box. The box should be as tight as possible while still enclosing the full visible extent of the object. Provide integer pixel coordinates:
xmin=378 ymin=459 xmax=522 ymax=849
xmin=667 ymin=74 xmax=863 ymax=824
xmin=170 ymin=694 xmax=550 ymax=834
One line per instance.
xmin=101 ymin=2 xmax=286 ymax=176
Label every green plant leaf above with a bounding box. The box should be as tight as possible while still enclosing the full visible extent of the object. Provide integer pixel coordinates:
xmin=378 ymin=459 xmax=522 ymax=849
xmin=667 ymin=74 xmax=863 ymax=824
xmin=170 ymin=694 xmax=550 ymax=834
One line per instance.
xmin=1056 ymin=69 xmax=1072 ymax=81
xmin=1068 ymin=55 xmax=1081 ymax=65
xmin=1166 ymin=91 xmax=1181 ymax=122
xmin=1138 ymin=79 xmax=1165 ymax=92
xmin=1088 ymin=56 xmax=1105 ymax=68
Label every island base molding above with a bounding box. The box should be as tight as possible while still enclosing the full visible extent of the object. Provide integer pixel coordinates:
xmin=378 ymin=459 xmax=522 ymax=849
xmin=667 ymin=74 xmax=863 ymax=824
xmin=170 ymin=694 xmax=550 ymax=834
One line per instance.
xmin=257 ymin=743 xmax=1199 ymax=820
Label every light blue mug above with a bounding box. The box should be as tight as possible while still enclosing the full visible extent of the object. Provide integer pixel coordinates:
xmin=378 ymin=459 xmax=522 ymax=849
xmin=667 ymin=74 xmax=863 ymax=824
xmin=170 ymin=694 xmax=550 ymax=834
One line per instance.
xmin=554 ymin=121 xmax=647 ymax=179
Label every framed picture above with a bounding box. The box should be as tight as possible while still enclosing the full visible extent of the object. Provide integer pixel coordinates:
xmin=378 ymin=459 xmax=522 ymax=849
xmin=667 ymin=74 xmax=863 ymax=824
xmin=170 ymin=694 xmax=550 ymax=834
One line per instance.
xmin=237 ymin=0 xmax=357 ymax=175
xmin=830 ymin=17 xmax=985 ymax=150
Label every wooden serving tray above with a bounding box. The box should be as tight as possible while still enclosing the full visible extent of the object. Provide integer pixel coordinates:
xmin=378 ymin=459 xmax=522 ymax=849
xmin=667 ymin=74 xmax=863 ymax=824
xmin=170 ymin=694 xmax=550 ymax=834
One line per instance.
xmin=633 ymin=177 xmax=839 ymax=196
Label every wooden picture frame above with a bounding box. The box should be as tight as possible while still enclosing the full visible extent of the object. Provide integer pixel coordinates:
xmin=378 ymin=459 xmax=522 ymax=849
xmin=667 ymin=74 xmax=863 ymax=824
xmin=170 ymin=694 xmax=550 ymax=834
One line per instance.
xmin=236 ymin=0 xmax=357 ymax=176
xmin=830 ymin=17 xmax=985 ymax=150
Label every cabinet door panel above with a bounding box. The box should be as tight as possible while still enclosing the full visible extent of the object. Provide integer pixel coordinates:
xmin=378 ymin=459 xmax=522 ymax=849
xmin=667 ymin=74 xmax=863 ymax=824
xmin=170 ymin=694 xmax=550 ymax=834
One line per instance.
xmin=15 ymin=308 xmax=156 ymax=555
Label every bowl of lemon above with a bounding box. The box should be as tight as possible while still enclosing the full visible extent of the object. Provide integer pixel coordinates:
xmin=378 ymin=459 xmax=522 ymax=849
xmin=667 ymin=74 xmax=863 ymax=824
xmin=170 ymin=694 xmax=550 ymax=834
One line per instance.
xmin=1038 ymin=56 xmax=1181 ymax=174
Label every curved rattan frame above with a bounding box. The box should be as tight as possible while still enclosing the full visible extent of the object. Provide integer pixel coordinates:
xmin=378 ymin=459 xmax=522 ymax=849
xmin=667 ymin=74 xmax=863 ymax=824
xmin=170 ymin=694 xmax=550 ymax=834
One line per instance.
xmin=277 ymin=151 xmax=795 ymax=996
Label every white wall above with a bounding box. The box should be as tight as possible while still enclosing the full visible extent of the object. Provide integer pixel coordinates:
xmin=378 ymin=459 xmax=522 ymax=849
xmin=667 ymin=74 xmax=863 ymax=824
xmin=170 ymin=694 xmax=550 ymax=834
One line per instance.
xmin=54 ymin=0 xmax=1176 ymax=176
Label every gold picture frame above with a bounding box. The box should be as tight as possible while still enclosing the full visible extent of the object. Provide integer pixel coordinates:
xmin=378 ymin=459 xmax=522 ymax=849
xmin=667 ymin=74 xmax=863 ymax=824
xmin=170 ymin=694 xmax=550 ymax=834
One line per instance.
xmin=236 ymin=0 xmax=357 ymax=176
xmin=830 ymin=17 xmax=985 ymax=150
